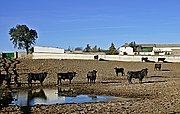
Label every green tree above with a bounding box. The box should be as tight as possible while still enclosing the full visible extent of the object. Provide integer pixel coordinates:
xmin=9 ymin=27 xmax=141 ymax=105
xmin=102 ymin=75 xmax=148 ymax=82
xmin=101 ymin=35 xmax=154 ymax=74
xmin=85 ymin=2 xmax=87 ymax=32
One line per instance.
xmin=129 ymin=41 xmax=136 ymax=51
xmin=9 ymin=24 xmax=38 ymax=54
xmin=109 ymin=43 xmax=117 ymax=55
xmin=92 ymin=45 xmax=98 ymax=52
xmin=98 ymin=47 xmax=102 ymax=52
xmin=84 ymin=44 xmax=91 ymax=52
xmin=75 ymin=47 xmax=83 ymax=51
xmin=129 ymin=41 xmax=141 ymax=53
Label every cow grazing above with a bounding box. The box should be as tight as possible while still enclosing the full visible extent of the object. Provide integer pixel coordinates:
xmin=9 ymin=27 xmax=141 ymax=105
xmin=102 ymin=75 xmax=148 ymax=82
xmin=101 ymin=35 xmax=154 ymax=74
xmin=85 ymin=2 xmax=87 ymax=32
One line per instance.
xmin=127 ymin=68 xmax=148 ymax=84
xmin=154 ymin=63 xmax=161 ymax=71
xmin=87 ymin=70 xmax=97 ymax=84
xmin=28 ymin=72 xmax=48 ymax=86
xmin=57 ymin=71 xmax=77 ymax=85
xmin=114 ymin=67 xmax=124 ymax=76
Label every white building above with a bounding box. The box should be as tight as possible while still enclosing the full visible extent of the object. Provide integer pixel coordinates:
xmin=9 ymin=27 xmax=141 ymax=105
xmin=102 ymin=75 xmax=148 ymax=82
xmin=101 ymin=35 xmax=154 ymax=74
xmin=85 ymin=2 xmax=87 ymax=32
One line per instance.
xmin=33 ymin=46 xmax=64 ymax=53
xmin=119 ymin=43 xmax=180 ymax=56
xmin=119 ymin=43 xmax=134 ymax=55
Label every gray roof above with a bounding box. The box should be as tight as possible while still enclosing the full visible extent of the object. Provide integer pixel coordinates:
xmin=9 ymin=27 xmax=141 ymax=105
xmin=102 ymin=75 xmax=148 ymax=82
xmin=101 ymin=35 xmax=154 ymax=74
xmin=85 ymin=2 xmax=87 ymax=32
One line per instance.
xmin=121 ymin=43 xmax=180 ymax=48
xmin=155 ymin=44 xmax=180 ymax=48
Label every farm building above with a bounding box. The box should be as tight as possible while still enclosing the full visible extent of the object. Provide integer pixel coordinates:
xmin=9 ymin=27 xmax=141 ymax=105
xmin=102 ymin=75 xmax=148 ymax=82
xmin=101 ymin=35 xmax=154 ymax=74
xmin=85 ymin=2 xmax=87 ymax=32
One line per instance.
xmin=0 ymin=52 xmax=18 ymax=58
xmin=119 ymin=43 xmax=180 ymax=56
xmin=32 ymin=46 xmax=64 ymax=53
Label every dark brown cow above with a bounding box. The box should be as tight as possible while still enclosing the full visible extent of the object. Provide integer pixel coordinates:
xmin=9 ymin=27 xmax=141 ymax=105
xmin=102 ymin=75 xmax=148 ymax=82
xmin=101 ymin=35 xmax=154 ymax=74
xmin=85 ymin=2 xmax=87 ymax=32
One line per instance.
xmin=87 ymin=70 xmax=97 ymax=84
xmin=141 ymin=57 xmax=148 ymax=62
xmin=114 ymin=67 xmax=124 ymax=76
xmin=158 ymin=58 xmax=165 ymax=62
xmin=28 ymin=72 xmax=48 ymax=86
xmin=127 ymin=68 xmax=148 ymax=84
xmin=57 ymin=71 xmax=77 ymax=85
xmin=154 ymin=64 xmax=161 ymax=71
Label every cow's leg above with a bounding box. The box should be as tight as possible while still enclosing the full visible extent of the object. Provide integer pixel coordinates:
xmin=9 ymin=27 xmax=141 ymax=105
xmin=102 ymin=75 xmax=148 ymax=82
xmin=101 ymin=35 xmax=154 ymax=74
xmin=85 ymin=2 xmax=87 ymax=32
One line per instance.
xmin=88 ymin=78 xmax=91 ymax=83
xmin=5 ymin=74 xmax=11 ymax=87
xmin=57 ymin=78 xmax=59 ymax=85
xmin=28 ymin=79 xmax=32 ymax=87
xmin=60 ymin=79 xmax=62 ymax=84
xmin=29 ymin=81 xmax=32 ymax=87
xmin=40 ymin=81 xmax=43 ymax=86
xmin=116 ymin=72 xmax=118 ymax=76
xmin=69 ymin=79 xmax=71 ymax=84
xmin=139 ymin=79 xmax=142 ymax=84
xmin=128 ymin=77 xmax=132 ymax=84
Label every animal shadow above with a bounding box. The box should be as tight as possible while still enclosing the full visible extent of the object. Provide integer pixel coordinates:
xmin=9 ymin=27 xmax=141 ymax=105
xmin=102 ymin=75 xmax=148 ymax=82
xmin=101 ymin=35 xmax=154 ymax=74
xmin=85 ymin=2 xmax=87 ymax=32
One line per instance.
xmin=143 ymin=80 xmax=167 ymax=84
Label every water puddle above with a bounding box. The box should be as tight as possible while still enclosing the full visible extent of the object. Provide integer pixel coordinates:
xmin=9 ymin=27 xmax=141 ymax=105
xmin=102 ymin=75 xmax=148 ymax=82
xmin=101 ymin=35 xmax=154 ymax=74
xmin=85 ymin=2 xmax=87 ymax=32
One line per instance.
xmin=0 ymin=87 xmax=133 ymax=107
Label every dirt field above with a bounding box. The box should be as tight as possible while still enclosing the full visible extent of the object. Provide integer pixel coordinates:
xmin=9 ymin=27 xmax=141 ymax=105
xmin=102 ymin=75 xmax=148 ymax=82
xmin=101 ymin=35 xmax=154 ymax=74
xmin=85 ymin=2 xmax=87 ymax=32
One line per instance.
xmin=1 ymin=59 xmax=180 ymax=114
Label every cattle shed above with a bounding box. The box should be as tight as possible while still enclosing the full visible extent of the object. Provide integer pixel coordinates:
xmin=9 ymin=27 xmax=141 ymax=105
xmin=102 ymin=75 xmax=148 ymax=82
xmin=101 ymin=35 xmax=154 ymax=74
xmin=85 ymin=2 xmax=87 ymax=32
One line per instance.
xmin=33 ymin=46 xmax=64 ymax=53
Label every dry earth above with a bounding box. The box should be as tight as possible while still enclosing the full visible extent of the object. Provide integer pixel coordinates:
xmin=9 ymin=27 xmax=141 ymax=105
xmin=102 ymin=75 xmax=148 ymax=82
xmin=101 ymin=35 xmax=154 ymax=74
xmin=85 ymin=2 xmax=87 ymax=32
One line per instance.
xmin=1 ymin=59 xmax=180 ymax=114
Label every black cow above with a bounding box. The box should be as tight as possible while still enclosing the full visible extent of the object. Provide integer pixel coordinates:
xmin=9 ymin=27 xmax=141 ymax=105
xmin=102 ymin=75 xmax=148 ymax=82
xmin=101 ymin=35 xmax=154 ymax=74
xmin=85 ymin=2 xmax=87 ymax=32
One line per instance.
xmin=127 ymin=68 xmax=148 ymax=84
xmin=114 ymin=67 xmax=124 ymax=76
xmin=141 ymin=57 xmax=148 ymax=62
xmin=158 ymin=58 xmax=165 ymax=62
xmin=154 ymin=63 xmax=161 ymax=71
xmin=0 ymin=70 xmax=11 ymax=87
xmin=57 ymin=71 xmax=77 ymax=85
xmin=28 ymin=72 xmax=48 ymax=86
xmin=87 ymin=70 xmax=97 ymax=84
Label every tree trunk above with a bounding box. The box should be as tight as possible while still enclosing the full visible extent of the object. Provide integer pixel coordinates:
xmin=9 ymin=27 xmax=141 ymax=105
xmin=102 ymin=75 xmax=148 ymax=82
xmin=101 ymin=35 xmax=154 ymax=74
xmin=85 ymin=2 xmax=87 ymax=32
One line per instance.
xmin=26 ymin=47 xmax=29 ymax=54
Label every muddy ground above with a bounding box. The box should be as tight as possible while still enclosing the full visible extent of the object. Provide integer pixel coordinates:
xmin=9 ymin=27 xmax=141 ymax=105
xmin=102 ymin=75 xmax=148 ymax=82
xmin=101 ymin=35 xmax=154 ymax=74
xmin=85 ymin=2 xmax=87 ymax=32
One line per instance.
xmin=1 ymin=59 xmax=180 ymax=114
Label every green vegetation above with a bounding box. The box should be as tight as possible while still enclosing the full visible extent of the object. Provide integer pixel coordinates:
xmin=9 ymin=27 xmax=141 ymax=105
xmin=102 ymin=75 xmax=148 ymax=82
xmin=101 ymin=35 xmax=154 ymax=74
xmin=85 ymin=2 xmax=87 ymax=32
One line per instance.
xmin=9 ymin=24 xmax=38 ymax=54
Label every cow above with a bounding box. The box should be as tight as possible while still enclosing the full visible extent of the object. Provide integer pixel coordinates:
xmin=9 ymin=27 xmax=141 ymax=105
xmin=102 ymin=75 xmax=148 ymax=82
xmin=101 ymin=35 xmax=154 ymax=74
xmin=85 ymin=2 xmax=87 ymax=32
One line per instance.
xmin=0 ymin=70 xmax=5 ymax=86
xmin=57 ymin=71 xmax=77 ymax=85
xmin=141 ymin=57 xmax=148 ymax=62
xmin=87 ymin=70 xmax=97 ymax=84
xmin=154 ymin=63 xmax=161 ymax=71
xmin=0 ymin=70 xmax=11 ymax=87
xmin=127 ymin=68 xmax=148 ymax=84
xmin=27 ymin=72 xmax=48 ymax=87
xmin=114 ymin=67 xmax=124 ymax=76
xmin=158 ymin=58 xmax=165 ymax=62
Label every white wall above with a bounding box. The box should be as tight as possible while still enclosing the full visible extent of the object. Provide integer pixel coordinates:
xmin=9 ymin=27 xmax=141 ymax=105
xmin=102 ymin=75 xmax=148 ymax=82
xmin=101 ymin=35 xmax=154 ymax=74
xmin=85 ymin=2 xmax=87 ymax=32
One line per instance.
xmin=32 ymin=52 xmax=180 ymax=62
xmin=32 ymin=53 xmax=94 ymax=60
xmin=33 ymin=46 xmax=64 ymax=53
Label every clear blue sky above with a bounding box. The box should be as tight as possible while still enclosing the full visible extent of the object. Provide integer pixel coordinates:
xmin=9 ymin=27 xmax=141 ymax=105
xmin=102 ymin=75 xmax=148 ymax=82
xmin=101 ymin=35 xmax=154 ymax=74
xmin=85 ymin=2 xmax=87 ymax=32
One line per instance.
xmin=1 ymin=0 xmax=180 ymax=52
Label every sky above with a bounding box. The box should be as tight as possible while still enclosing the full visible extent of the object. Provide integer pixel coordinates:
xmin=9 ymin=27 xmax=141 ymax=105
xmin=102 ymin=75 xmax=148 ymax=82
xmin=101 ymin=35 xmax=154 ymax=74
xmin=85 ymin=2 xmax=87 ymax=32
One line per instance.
xmin=1 ymin=0 xmax=180 ymax=52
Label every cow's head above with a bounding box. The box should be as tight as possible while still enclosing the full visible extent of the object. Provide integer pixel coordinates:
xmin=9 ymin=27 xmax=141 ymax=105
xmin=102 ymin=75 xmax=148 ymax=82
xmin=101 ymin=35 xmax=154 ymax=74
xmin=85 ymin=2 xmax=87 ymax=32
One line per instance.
xmin=142 ymin=68 xmax=148 ymax=76
xmin=114 ymin=67 xmax=118 ymax=70
xmin=43 ymin=72 xmax=48 ymax=77
xmin=92 ymin=69 xmax=97 ymax=74
xmin=73 ymin=72 xmax=77 ymax=77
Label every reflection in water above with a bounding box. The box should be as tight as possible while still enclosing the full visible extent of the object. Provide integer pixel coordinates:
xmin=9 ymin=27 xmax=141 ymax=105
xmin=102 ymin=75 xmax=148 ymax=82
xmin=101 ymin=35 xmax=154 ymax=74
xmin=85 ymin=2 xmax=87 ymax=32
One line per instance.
xmin=89 ymin=95 xmax=97 ymax=100
xmin=1 ymin=87 xmax=131 ymax=107
xmin=58 ymin=87 xmax=76 ymax=97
